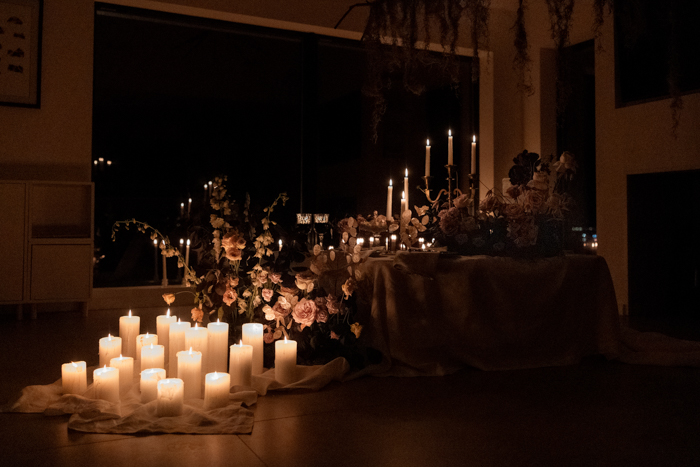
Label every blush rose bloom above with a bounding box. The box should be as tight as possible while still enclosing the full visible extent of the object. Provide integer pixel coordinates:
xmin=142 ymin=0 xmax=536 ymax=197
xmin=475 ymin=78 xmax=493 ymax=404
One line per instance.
xmin=223 ymin=289 xmax=237 ymax=307
xmin=295 ymin=271 xmax=316 ymax=293
xmin=453 ymin=193 xmax=472 ymax=209
xmin=438 ymin=207 xmax=461 ymax=235
xmin=273 ymin=296 xmax=292 ymax=319
xmin=262 ymin=288 xmax=274 ymax=302
xmin=326 ymin=294 xmax=340 ymax=314
xmin=269 ymin=272 xmax=283 ymax=284
xmin=191 ymin=306 xmax=204 ymax=323
xmin=263 ymin=331 xmax=275 ymax=344
xmin=523 ymin=189 xmax=547 ymax=214
xmin=292 ymin=298 xmax=317 ymax=329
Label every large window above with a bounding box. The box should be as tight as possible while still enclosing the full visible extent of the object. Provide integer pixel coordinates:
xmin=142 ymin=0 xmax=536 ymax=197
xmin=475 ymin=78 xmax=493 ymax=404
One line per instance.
xmin=92 ymin=3 xmax=476 ymax=287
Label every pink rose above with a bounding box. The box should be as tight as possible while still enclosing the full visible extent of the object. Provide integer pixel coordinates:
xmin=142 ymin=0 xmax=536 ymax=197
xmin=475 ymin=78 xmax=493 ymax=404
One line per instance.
xmin=262 ymin=288 xmax=274 ymax=302
xmin=273 ymin=297 xmax=291 ymax=319
xmin=269 ymin=272 xmax=282 ymax=284
xmin=292 ymin=298 xmax=317 ymax=329
xmin=191 ymin=306 xmax=204 ymax=323
xmin=223 ymin=289 xmax=237 ymax=307
xmin=453 ymin=193 xmax=472 ymax=209
xmin=438 ymin=207 xmax=461 ymax=235
xmin=523 ymin=189 xmax=547 ymax=214
xmin=326 ymin=294 xmax=340 ymax=314
xmin=263 ymin=332 xmax=274 ymax=344
xmin=315 ymin=306 xmax=329 ymax=324
xmin=295 ymin=271 xmax=316 ymax=293
xmin=225 ymin=247 xmax=242 ymax=262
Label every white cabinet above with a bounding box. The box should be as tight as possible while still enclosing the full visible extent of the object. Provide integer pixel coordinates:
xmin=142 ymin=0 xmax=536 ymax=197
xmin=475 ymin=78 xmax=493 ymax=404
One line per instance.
xmin=0 ymin=181 xmax=94 ymax=318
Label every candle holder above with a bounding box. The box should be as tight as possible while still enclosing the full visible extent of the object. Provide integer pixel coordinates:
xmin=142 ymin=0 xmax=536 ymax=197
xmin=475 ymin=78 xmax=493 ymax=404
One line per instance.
xmin=421 ymin=165 xmax=464 ymax=208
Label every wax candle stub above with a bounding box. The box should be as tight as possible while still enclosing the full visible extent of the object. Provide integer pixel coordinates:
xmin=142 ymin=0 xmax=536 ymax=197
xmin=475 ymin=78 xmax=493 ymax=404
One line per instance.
xmin=157 ymin=378 xmax=184 ymax=417
xmin=61 ymin=361 xmax=87 ymax=395
xmin=204 ymin=372 xmax=231 ymax=409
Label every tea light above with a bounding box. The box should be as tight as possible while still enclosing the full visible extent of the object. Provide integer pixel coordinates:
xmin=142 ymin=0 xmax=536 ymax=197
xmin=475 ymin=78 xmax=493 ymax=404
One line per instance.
xmin=98 ymin=334 xmax=122 ymax=367
xmin=140 ymin=368 xmax=166 ymax=403
xmin=274 ymin=338 xmax=297 ymax=385
xmin=204 ymin=372 xmax=230 ymax=409
xmin=207 ymin=320 xmax=229 ymax=373
xmin=156 ymin=309 xmax=177 ymax=366
xmin=242 ymin=323 xmax=264 ymax=375
xmin=157 ymin=378 xmax=184 ymax=417
xmin=93 ymin=366 xmax=120 ymax=403
xmin=168 ymin=320 xmax=190 ymax=377
xmin=61 ymin=361 xmax=87 ymax=395
xmin=135 ymin=332 xmax=158 ymax=363
xmin=177 ymin=348 xmax=202 ymax=399
xmin=229 ymin=341 xmax=253 ymax=387
xmin=119 ymin=310 xmax=140 ymax=359
xmin=185 ymin=324 xmax=208 ymax=372
xmin=110 ymin=354 xmax=134 ymax=394
xmin=141 ymin=344 xmax=165 ymax=372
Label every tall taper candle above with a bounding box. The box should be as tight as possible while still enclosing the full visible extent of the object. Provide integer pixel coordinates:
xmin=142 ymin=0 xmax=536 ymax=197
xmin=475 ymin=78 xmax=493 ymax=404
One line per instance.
xmin=448 ymin=129 xmax=454 ymax=165
xmin=168 ymin=319 xmax=190 ymax=377
xmin=403 ymin=168 xmax=410 ymax=215
xmin=471 ymin=135 xmax=477 ymax=174
xmin=242 ymin=323 xmax=264 ymax=375
xmin=425 ymin=139 xmax=431 ymax=177
xmin=386 ymin=179 xmax=393 ymax=219
xmin=119 ymin=310 xmax=140 ymax=359
xmin=207 ymin=320 xmax=229 ymax=373
xmin=61 ymin=361 xmax=87 ymax=395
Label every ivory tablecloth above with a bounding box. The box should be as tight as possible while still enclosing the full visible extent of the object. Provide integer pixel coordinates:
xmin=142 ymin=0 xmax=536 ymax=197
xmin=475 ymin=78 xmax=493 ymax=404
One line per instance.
xmin=361 ymin=253 xmax=624 ymax=374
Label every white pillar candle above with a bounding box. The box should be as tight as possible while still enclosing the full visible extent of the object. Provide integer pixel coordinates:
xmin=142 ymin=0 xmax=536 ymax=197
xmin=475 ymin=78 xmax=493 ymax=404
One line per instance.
xmin=156 ymin=309 xmax=177 ymax=366
xmin=168 ymin=320 xmax=190 ymax=377
xmin=274 ymin=338 xmax=297 ymax=385
xmin=93 ymin=366 xmax=120 ymax=403
xmin=448 ymin=129 xmax=453 ymax=165
xmin=386 ymin=179 xmax=393 ymax=219
xmin=207 ymin=320 xmax=229 ymax=373
xmin=141 ymin=344 xmax=165 ymax=372
xmin=185 ymin=324 xmax=208 ymax=373
xmin=471 ymin=135 xmax=477 ymax=174
xmin=242 ymin=323 xmax=264 ymax=375
xmin=109 ymin=354 xmax=134 ymax=394
xmin=229 ymin=342 xmax=253 ymax=387
xmin=136 ymin=332 xmax=158 ymax=363
xmin=425 ymin=140 xmax=431 ymax=177
xmin=98 ymin=334 xmax=122 ymax=368
xmin=204 ymin=372 xmax=230 ymax=409
xmin=403 ymin=168 xmax=409 ymax=215
xmin=157 ymin=378 xmax=184 ymax=417
xmin=140 ymin=368 xmax=166 ymax=403
xmin=119 ymin=310 xmax=140 ymax=359
xmin=61 ymin=361 xmax=87 ymax=395
xmin=177 ymin=348 xmax=202 ymax=399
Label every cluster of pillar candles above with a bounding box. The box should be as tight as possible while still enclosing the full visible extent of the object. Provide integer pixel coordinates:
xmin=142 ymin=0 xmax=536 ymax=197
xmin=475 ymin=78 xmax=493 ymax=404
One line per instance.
xmin=386 ymin=130 xmax=477 ymax=219
xmin=60 ymin=310 xmax=299 ymax=417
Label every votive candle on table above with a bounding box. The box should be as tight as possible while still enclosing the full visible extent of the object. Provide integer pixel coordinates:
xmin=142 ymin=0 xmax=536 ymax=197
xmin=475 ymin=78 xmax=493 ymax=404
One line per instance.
xmin=229 ymin=341 xmax=253 ymax=387
xmin=204 ymin=372 xmax=231 ymax=409
xmin=135 ymin=332 xmax=158 ymax=363
xmin=242 ymin=323 xmax=264 ymax=375
xmin=177 ymin=348 xmax=202 ymax=399
xmin=99 ymin=334 xmax=121 ymax=367
xmin=168 ymin=319 xmax=190 ymax=377
xmin=275 ymin=338 xmax=297 ymax=385
xmin=156 ymin=309 xmax=177 ymax=366
xmin=141 ymin=344 xmax=165 ymax=372
xmin=110 ymin=354 xmax=134 ymax=394
xmin=61 ymin=361 xmax=87 ymax=395
xmin=207 ymin=320 xmax=229 ymax=373
xmin=119 ymin=310 xmax=140 ymax=359
xmin=185 ymin=324 xmax=208 ymax=373
xmin=140 ymin=368 xmax=166 ymax=403
xmin=157 ymin=378 xmax=184 ymax=417
xmin=93 ymin=366 xmax=120 ymax=403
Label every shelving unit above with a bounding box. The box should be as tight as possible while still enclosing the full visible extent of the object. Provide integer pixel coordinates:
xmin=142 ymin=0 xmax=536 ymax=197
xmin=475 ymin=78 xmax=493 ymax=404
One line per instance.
xmin=0 ymin=181 xmax=94 ymax=319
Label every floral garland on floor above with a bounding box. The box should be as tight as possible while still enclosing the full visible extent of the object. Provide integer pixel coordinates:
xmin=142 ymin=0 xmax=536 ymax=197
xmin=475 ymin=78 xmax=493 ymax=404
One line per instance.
xmin=113 ymin=177 xmax=378 ymax=369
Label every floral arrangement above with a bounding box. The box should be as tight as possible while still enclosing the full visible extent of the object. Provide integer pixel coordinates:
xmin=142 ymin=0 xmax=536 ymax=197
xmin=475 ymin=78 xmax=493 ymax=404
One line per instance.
xmin=411 ymin=150 xmax=577 ymax=256
xmin=112 ymin=176 xmax=374 ymax=368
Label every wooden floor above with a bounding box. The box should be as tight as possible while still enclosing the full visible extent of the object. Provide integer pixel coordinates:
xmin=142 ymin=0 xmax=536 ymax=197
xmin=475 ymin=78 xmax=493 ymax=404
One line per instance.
xmin=2 ymin=307 xmax=700 ymax=467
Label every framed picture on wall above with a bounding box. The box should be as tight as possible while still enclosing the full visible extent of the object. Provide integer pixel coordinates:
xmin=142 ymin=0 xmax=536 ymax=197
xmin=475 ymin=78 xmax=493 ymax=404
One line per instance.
xmin=0 ymin=0 xmax=42 ymax=107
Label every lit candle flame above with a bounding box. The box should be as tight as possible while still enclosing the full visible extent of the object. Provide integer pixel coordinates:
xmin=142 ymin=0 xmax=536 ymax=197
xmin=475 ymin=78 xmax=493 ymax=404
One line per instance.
xmin=473 ymin=135 xmax=476 ymax=142
xmin=405 ymin=168 xmax=408 ymax=177
xmin=128 ymin=310 xmax=132 ymax=317
xmin=449 ymin=129 xmax=452 ymax=136
xmin=167 ymin=309 xmax=170 ymax=317
xmin=389 ymin=179 xmax=392 ymax=186
xmin=72 ymin=361 xmax=77 ymax=367
xmin=427 ymin=139 xmax=430 ymax=146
